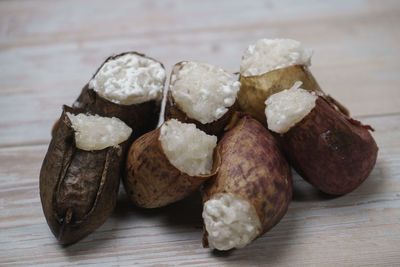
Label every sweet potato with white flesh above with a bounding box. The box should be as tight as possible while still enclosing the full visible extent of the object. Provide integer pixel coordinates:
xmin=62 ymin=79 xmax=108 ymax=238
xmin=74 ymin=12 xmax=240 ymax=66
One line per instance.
xmin=202 ymin=115 xmax=292 ymax=251
xmin=165 ymin=61 xmax=241 ymax=137
xmin=40 ymin=106 xmax=132 ymax=244
xmin=124 ymin=119 xmax=220 ymax=208
xmin=239 ymin=38 xmax=348 ymax=125
xmin=73 ymin=52 xmax=166 ymax=139
xmin=265 ymin=82 xmax=378 ymax=195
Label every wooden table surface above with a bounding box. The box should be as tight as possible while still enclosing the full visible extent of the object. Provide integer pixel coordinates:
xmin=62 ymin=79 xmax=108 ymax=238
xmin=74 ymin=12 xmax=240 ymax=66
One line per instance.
xmin=1 ymin=1 xmax=399 ymax=266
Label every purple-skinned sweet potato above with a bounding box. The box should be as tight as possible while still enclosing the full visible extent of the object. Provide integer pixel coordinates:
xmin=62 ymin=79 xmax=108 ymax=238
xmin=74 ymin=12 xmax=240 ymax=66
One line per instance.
xmin=201 ymin=115 xmax=292 ymax=250
xmin=265 ymin=82 xmax=378 ymax=195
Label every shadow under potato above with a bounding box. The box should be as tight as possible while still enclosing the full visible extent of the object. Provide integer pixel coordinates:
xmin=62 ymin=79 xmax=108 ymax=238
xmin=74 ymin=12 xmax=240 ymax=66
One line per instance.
xmin=292 ymin=159 xmax=384 ymax=203
xmin=61 ymin=160 xmax=383 ymax=261
xmin=114 ymin=187 xmax=204 ymax=227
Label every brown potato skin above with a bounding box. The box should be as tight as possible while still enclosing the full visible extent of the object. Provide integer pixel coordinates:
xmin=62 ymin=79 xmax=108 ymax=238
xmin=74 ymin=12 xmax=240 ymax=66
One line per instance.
xmin=40 ymin=106 xmax=129 ymax=245
xmin=73 ymin=52 xmax=164 ymax=140
xmin=165 ymin=61 xmax=240 ymax=137
xmin=202 ymin=115 xmax=292 ymax=247
xmin=124 ymin=123 xmax=220 ymax=208
xmin=238 ymin=65 xmax=348 ymax=125
xmin=279 ymin=97 xmax=378 ymax=195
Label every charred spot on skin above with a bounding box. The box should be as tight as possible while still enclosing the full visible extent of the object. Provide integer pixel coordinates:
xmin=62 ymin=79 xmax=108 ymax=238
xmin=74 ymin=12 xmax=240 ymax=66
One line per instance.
xmin=321 ymin=128 xmax=354 ymax=156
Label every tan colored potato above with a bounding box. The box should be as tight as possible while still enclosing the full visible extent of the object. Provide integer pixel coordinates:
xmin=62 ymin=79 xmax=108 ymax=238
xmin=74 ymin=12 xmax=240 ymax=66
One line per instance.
xmin=238 ymin=65 xmax=348 ymax=125
xmin=202 ymin=115 xmax=292 ymax=248
xmin=123 ymin=124 xmax=221 ymax=208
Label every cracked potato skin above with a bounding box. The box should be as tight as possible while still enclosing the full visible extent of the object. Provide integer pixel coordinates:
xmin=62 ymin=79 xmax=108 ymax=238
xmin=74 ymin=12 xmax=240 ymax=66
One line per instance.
xmin=279 ymin=97 xmax=378 ymax=195
xmin=40 ymin=106 xmax=129 ymax=245
xmin=123 ymin=125 xmax=220 ymax=208
xmin=202 ymin=115 xmax=292 ymax=247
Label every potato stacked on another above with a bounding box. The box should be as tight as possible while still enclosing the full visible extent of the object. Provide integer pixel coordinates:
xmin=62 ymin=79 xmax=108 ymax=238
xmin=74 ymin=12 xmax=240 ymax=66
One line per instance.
xmin=166 ymin=61 xmax=241 ymax=136
xmin=73 ymin=52 xmax=166 ymax=139
xmin=238 ymin=38 xmax=348 ymax=125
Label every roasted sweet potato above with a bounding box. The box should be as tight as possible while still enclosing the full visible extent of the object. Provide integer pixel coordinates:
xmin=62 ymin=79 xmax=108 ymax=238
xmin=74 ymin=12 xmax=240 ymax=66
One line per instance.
xmin=201 ymin=115 xmax=292 ymax=250
xmin=124 ymin=119 xmax=220 ymax=208
xmin=238 ymin=38 xmax=348 ymax=125
xmin=165 ymin=61 xmax=240 ymax=137
xmin=72 ymin=52 xmax=166 ymax=140
xmin=40 ymin=106 xmax=132 ymax=244
xmin=265 ymin=82 xmax=378 ymax=195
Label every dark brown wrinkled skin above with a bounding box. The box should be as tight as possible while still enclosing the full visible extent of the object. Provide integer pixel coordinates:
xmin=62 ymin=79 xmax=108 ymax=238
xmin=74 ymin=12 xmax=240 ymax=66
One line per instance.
xmin=202 ymin=116 xmax=292 ymax=248
xmin=280 ymin=97 xmax=378 ymax=195
xmin=123 ymin=124 xmax=221 ymax=208
xmin=238 ymin=65 xmax=348 ymax=126
xmin=40 ymin=106 xmax=129 ymax=245
xmin=164 ymin=61 xmax=240 ymax=137
xmin=73 ymin=52 xmax=164 ymax=140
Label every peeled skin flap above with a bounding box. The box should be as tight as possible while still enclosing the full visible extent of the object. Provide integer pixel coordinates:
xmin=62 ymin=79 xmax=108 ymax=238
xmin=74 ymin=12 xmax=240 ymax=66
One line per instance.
xmin=124 ymin=126 xmax=221 ymax=208
xmin=202 ymin=116 xmax=292 ymax=250
xmin=279 ymin=97 xmax=378 ymax=195
xmin=40 ymin=106 xmax=129 ymax=245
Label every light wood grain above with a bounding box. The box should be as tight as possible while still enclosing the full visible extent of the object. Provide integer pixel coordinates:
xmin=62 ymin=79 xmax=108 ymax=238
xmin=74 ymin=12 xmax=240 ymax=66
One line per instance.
xmin=0 ymin=0 xmax=400 ymax=266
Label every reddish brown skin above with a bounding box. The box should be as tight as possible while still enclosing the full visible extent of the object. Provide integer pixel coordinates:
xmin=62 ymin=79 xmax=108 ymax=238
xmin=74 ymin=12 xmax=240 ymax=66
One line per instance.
xmin=73 ymin=52 xmax=164 ymax=140
xmin=164 ymin=61 xmax=240 ymax=138
xmin=202 ymin=116 xmax=292 ymax=247
xmin=279 ymin=97 xmax=378 ymax=195
xmin=40 ymin=106 xmax=129 ymax=245
xmin=123 ymin=124 xmax=221 ymax=208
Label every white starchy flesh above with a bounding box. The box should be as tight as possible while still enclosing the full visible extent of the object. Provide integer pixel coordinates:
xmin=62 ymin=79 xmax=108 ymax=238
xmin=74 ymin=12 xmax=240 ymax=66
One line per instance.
xmin=67 ymin=113 xmax=132 ymax=151
xmin=240 ymin=38 xmax=313 ymax=77
xmin=265 ymin=81 xmax=317 ymax=134
xmin=202 ymin=193 xmax=262 ymax=250
xmin=170 ymin=61 xmax=241 ymax=124
xmin=159 ymin=119 xmax=217 ymax=176
xmin=89 ymin=53 xmax=166 ymax=105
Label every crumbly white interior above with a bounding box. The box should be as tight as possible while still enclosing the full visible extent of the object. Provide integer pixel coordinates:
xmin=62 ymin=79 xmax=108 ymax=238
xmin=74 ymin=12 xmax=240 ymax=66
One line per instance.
xmin=202 ymin=193 xmax=262 ymax=251
xmin=265 ymin=81 xmax=317 ymax=134
xmin=89 ymin=53 xmax=166 ymax=105
xmin=240 ymin=38 xmax=312 ymax=77
xmin=159 ymin=119 xmax=217 ymax=176
xmin=170 ymin=61 xmax=240 ymax=124
xmin=66 ymin=113 xmax=132 ymax=151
